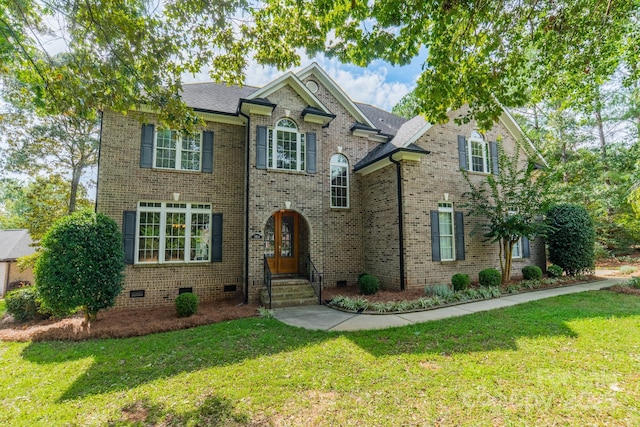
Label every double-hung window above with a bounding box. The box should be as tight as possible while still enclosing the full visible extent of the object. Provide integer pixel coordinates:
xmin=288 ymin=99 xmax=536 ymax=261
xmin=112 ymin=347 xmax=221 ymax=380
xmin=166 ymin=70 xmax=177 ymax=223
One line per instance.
xmin=330 ymin=154 xmax=349 ymax=208
xmin=438 ymin=202 xmax=455 ymax=261
xmin=268 ymin=119 xmax=306 ymax=171
xmin=508 ymin=209 xmax=523 ymax=259
xmin=468 ymin=131 xmax=489 ymax=173
xmin=136 ymin=202 xmax=212 ymax=264
xmin=154 ymin=129 xmax=202 ymax=171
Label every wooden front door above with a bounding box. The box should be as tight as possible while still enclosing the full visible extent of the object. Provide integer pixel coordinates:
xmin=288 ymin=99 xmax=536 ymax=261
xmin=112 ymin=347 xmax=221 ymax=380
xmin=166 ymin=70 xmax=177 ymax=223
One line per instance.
xmin=265 ymin=211 xmax=299 ymax=274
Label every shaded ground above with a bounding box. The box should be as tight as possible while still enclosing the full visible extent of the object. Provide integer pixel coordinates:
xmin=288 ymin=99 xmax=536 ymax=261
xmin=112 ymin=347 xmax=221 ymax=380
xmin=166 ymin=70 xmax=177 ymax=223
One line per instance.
xmin=2 ymin=275 xmax=637 ymax=342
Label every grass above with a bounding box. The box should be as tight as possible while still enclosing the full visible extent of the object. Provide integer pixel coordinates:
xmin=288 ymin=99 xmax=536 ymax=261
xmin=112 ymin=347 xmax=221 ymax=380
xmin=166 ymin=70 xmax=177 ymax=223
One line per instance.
xmin=1 ymin=291 xmax=640 ymax=426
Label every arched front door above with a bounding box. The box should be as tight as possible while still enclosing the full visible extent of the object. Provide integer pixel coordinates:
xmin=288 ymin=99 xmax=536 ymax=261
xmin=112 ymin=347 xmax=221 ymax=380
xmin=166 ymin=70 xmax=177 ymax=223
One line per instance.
xmin=265 ymin=211 xmax=299 ymax=274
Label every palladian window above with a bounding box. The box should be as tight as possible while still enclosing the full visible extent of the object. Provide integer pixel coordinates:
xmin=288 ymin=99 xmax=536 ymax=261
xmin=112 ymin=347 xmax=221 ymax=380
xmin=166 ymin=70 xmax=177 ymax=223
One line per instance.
xmin=268 ymin=118 xmax=306 ymax=172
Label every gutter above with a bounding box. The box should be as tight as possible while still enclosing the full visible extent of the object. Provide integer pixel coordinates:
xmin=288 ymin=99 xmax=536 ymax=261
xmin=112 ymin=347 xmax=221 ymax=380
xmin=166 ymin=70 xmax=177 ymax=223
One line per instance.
xmin=388 ymin=153 xmax=406 ymax=291
xmin=239 ymin=111 xmax=250 ymax=305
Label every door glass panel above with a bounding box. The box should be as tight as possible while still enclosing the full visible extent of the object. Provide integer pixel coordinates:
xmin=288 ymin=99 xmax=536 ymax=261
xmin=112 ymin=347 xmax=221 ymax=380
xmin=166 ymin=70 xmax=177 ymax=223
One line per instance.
xmin=281 ymin=215 xmax=294 ymax=258
xmin=264 ymin=216 xmax=275 ymax=258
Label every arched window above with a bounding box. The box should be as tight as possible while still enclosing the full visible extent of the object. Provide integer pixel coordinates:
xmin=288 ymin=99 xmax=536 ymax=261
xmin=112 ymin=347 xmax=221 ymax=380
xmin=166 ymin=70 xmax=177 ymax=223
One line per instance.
xmin=330 ymin=154 xmax=349 ymax=208
xmin=268 ymin=118 xmax=305 ymax=171
xmin=467 ymin=130 xmax=489 ymax=173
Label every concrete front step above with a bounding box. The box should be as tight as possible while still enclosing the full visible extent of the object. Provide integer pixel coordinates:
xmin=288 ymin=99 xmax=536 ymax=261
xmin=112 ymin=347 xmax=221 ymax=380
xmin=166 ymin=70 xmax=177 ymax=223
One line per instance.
xmin=260 ymin=278 xmax=319 ymax=308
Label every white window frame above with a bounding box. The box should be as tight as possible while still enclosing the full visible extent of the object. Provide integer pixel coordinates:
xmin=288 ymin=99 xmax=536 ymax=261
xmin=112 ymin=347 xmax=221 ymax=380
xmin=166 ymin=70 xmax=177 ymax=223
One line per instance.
xmin=438 ymin=202 xmax=455 ymax=261
xmin=508 ymin=209 xmax=523 ymax=259
xmin=467 ymin=130 xmax=489 ymax=173
xmin=135 ymin=201 xmax=212 ymax=264
xmin=153 ymin=129 xmax=202 ymax=171
xmin=268 ymin=118 xmax=306 ymax=172
xmin=330 ymin=153 xmax=349 ymax=208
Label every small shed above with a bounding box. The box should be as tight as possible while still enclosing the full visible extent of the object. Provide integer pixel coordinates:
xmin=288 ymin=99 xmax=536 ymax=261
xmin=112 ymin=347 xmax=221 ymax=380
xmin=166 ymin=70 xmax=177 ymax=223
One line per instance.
xmin=0 ymin=229 xmax=37 ymax=297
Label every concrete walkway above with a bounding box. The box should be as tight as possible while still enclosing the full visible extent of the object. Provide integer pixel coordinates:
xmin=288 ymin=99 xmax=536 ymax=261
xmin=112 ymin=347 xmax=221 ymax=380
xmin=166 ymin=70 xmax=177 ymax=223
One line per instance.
xmin=272 ymin=274 xmax=627 ymax=332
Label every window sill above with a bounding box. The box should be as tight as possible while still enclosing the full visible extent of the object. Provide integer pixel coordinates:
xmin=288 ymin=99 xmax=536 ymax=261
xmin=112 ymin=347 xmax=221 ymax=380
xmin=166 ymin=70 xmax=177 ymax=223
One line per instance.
xmin=133 ymin=261 xmax=210 ymax=268
xmin=259 ymin=167 xmax=311 ymax=176
xmin=463 ymin=170 xmax=491 ymax=177
xmin=149 ymin=167 xmax=203 ymax=175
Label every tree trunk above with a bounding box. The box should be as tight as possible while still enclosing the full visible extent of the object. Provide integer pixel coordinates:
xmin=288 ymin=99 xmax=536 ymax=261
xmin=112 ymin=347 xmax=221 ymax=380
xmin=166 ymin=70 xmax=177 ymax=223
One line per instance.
xmin=68 ymin=165 xmax=82 ymax=214
xmin=501 ymin=238 xmax=513 ymax=284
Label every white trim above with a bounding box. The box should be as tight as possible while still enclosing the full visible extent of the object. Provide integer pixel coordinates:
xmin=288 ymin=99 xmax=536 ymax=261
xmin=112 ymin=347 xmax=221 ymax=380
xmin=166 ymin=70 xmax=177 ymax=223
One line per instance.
xmin=330 ymin=153 xmax=350 ymax=208
xmin=153 ymin=129 xmax=202 ymax=171
xmin=247 ymin=71 xmax=332 ymax=115
xmin=296 ymin=62 xmax=375 ymax=128
xmin=355 ymin=150 xmax=425 ymax=176
xmin=135 ymin=201 xmax=212 ymax=264
xmin=438 ymin=202 xmax=455 ymax=262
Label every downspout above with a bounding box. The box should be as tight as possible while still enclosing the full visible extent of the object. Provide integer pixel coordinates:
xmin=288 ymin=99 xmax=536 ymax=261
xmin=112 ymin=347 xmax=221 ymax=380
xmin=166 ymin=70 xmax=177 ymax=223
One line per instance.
xmin=388 ymin=153 xmax=406 ymax=291
xmin=94 ymin=110 xmax=104 ymax=213
xmin=239 ymin=111 xmax=250 ymax=304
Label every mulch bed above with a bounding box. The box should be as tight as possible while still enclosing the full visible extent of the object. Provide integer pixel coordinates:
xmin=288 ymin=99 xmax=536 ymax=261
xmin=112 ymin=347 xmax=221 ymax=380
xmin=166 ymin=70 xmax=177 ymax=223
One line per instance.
xmin=2 ymin=275 xmax=637 ymax=342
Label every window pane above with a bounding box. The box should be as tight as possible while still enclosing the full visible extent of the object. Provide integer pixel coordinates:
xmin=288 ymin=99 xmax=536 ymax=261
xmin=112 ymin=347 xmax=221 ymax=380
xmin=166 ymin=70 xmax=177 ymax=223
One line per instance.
xmin=190 ymin=213 xmax=211 ymax=261
xmin=438 ymin=209 xmax=454 ymax=261
xmin=155 ymin=130 xmax=177 ymax=169
xmin=471 ymin=140 xmax=486 ymax=172
xmin=513 ymin=239 xmax=522 ymax=258
xmin=181 ymin=133 xmax=201 ymax=171
xmin=440 ymin=236 xmax=454 ymax=261
xmin=264 ymin=216 xmax=275 ymax=258
xmin=331 ymin=158 xmax=349 ymax=208
xmin=276 ymin=130 xmax=297 ymax=170
xmin=165 ymin=212 xmax=186 ymax=261
xmin=138 ymin=212 xmax=160 ymax=262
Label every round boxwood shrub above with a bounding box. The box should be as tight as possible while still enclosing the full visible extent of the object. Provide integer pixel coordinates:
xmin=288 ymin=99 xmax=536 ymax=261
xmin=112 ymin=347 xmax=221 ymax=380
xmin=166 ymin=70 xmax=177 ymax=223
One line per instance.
xmin=175 ymin=292 xmax=199 ymax=317
xmin=522 ymin=265 xmax=543 ymax=280
xmin=5 ymin=287 xmax=42 ymax=322
xmin=547 ymin=265 xmax=563 ymax=278
xmin=451 ymin=273 xmax=470 ymax=291
xmin=546 ymin=204 xmax=595 ymax=276
xmin=478 ymin=268 xmax=501 ymax=287
xmin=35 ymin=210 xmax=125 ymax=322
xmin=358 ymin=274 xmax=380 ymax=295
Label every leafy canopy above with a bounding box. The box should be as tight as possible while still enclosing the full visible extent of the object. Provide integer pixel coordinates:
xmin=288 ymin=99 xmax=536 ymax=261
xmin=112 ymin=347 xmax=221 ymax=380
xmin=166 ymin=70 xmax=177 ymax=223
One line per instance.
xmin=2 ymin=1 xmax=637 ymax=129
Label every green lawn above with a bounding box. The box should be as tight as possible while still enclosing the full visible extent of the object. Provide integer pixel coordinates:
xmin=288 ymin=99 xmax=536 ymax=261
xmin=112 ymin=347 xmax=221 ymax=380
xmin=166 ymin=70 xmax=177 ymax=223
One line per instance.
xmin=2 ymin=291 xmax=640 ymax=426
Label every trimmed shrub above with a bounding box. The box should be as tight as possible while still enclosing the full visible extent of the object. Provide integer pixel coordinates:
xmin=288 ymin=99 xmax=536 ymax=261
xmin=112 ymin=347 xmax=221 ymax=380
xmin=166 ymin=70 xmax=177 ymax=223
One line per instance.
xmin=175 ymin=292 xmax=199 ymax=317
xmin=35 ymin=210 xmax=125 ymax=322
xmin=522 ymin=265 xmax=543 ymax=280
xmin=451 ymin=273 xmax=470 ymax=291
xmin=547 ymin=265 xmax=563 ymax=278
xmin=358 ymin=274 xmax=380 ymax=295
xmin=5 ymin=287 xmax=42 ymax=322
xmin=546 ymin=204 xmax=595 ymax=276
xmin=478 ymin=268 xmax=501 ymax=287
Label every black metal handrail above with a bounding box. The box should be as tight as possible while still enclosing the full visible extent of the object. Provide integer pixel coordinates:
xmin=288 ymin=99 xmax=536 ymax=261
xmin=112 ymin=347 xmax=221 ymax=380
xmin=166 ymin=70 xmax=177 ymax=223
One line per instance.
xmin=264 ymin=255 xmax=273 ymax=309
xmin=307 ymin=255 xmax=323 ymax=305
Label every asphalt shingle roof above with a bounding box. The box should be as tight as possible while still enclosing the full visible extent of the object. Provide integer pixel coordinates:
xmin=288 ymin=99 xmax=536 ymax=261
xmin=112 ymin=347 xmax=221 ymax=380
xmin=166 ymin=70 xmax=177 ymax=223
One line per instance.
xmin=0 ymin=229 xmax=35 ymax=261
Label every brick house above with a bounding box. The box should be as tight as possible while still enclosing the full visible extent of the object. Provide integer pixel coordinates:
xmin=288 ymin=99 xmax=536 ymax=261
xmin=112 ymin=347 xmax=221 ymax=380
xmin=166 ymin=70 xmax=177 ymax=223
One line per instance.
xmin=96 ymin=63 xmax=546 ymax=308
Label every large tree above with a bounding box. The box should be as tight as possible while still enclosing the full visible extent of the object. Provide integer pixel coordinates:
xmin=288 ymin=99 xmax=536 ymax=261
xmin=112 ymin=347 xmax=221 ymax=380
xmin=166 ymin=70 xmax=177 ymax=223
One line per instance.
xmin=2 ymin=1 xmax=638 ymax=129
xmin=463 ymin=143 xmax=550 ymax=283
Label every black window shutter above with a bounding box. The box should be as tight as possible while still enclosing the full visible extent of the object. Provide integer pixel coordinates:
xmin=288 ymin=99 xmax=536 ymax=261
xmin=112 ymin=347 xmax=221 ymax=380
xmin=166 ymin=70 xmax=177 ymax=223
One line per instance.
xmin=140 ymin=124 xmax=155 ymax=168
xmin=458 ymin=135 xmax=467 ymax=171
xmin=490 ymin=141 xmax=499 ymax=175
xmin=256 ymin=126 xmax=267 ymax=169
xmin=202 ymin=131 xmax=214 ymax=173
xmin=455 ymin=211 xmax=466 ymax=261
xmin=211 ymin=213 xmax=223 ymax=262
xmin=123 ymin=211 xmax=137 ymax=264
xmin=306 ymin=132 xmax=317 ymax=173
xmin=430 ymin=210 xmax=441 ymax=261
xmin=522 ymin=237 xmax=530 ymax=258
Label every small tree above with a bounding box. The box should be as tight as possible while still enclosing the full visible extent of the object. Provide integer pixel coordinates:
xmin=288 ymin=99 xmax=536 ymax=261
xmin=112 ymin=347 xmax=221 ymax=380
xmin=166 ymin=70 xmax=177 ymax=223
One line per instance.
xmin=546 ymin=204 xmax=595 ymax=275
xmin=35 ymin=210 xmax=125 ymax=322
xmin=463 ymin=142 xmax=550 ymax=284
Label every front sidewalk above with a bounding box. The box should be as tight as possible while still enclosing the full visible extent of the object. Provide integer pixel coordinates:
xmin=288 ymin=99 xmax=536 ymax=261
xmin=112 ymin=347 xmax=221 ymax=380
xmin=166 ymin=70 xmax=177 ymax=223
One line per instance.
xmin=273 ymin=275 xmax=627 ymax=331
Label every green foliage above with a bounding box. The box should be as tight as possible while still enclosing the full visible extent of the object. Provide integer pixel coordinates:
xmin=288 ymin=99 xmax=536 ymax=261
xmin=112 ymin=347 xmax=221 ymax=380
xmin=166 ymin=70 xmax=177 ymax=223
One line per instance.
xmin=463 ymin=143 xmax=550 ymax=284
xmin=35 ymin=211 xmax=125 ymax=322
xmin=522 ymin=266 xmax=543 ymax=280
xmin=425 ymin=284 xmax=454 ymax=299
xmin=546 ymin=204 xmax=596 ymax=276
xmin=627 ymin=277 xmax=640 ymax=289
xmin=5 ymin=287 xmax=44 ymax=322
xmin=619 ymin=265 xmax=637 ymax=275
xmin=451 ymin=273 xmax=470 ymax=291
xmin=478 ymin=269 xmax=502 ymax=287
xmin=547 ymin=265 xmax=564 ymax=278
xmin=175 ymin=293 xmax=199 ymax=318
xmin=358 ymin=274 xmax=380 ymax=295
